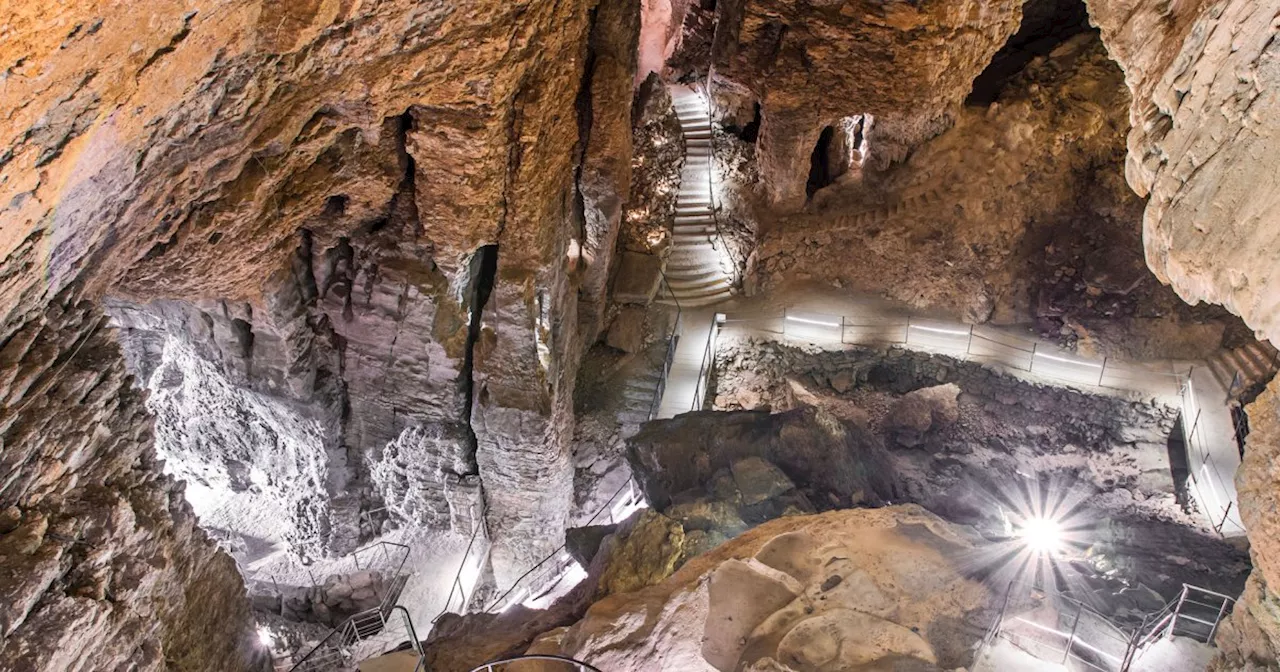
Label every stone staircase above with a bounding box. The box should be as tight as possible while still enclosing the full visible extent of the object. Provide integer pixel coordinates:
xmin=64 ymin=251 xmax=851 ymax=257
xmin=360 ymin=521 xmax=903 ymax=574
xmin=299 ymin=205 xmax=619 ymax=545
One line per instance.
xmin=661 ymin=85 xmax=734 ymax=308
xmin=1206 ymin=340 xmax=1279 ymax=401
xmin=616 ymin=367 xmax=662 ymax=427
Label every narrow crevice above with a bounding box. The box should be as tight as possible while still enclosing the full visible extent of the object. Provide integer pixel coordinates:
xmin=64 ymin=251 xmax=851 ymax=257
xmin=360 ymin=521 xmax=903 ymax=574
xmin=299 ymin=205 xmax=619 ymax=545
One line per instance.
xmin=570 ymin=5 xmax=602 ymax=251
xmin=459 ymin=244 xmax=500 ymax=473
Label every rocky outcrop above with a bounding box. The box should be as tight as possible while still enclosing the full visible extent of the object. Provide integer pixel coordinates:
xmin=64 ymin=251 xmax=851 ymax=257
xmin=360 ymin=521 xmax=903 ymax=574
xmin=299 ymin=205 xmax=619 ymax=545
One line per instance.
xmin=1 ymin=0 xmax=639 ymax=664
xmin=533 ymin=506 xmax=993 ymax=671
xmin=712 ymin=0 xmax=1022 ymax=207
xmin=1087 ymin=0 xmax=1280 ymax=343
xmin=628 ymin=405 xmax=896 ymax=513
xmin=0 ymin=300 xmax=261 ymax=671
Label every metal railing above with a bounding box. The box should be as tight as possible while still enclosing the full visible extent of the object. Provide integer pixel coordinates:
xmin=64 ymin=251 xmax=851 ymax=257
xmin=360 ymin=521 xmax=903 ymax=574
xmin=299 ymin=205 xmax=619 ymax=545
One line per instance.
xmin=650 ymin=272 xmax=684 ymax=421
xmin=467 ymin=654 xmax=603 ymax=672
xmin=700 ymin=64 xmax=745 ymax=285
xmin=983 ymin=581 xmax=1235 ymax=672
xmin=1123 ymin=584 xmax=1235 ymax=669
xmin=690 ymin=314 xmax=721 ymax=412
xmin=718 ymin=306 xmax=1261 ymax=536
xmin=289 ymin=605 xmax=423 ymax=672
xmin=431 ymin=508 xmax=488 ymax=625
xmin=480 ymin=478 xmax=641 ymax=615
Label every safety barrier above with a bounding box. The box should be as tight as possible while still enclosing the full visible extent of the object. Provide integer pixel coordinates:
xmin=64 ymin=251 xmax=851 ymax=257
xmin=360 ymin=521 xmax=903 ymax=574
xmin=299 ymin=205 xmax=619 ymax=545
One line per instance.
xmin=774 ymin=308 xmax=1189 ymax=397
xmin=479 ymin=478 xmax=643 ymax=615
xmin=431 ymin=508 xmax=488 ymax=625
xmin=650 ymin=272 xmax=684 ymax=421
xmin=466 ymin=654 xmax=603 ymax=672
xmin=289 ymin=605 xmax=423 ymax=672
xmin=983 ymin=581 xmax=1235 ymax=672
xmin=717 ymin=306 xmax=1257 ymax=536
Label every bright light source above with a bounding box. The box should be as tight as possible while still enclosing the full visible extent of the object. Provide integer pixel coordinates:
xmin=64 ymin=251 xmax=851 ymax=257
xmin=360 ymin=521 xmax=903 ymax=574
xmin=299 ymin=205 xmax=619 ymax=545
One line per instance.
xmin=1019 ymin=517 xmax=1062 ymax=555
xmin=257 ymin=625 xmax=274 ymax=648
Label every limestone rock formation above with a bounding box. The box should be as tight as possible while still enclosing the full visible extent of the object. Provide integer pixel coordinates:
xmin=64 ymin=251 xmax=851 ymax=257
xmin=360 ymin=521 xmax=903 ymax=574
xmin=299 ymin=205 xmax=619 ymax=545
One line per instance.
xmin=534 ymin=506 xmax=993 ymax=671
xmin=0 ymin=304 xmax=261 ymax=672
xmin=713 ymin=0 xmax=1023 ymax=207
xmin=1088 ymin=0 xmax=1280 ymax=342
xmin=628 ymin=405 xmax=896 ymax=513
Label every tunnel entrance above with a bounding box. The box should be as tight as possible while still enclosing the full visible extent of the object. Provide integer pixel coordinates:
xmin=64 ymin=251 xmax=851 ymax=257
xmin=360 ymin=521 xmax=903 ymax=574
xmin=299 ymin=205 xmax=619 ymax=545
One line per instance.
xmin=966 ymin=0 xmax=1093 ymax=106
xmin=806 ymin=126 xmax=837 ymax=199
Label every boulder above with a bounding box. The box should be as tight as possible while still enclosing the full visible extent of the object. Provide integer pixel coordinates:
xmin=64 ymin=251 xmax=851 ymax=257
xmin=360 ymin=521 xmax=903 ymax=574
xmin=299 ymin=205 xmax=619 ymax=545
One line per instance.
xmin=730 ymin=457 xmax=795 ymax=505
xmin=606 ymin=306 xmax=648 ymax=353
xmin=535 ymin=506 xmax=992 ymax=671
xmin=885 ymin=383 xmax=961 ymax=447
xmin=612 ymin=252 xmax=663 ymax=304
xmin=628 ymin=405 xmax=894 ymax=513
xmin=565 ymin=524 xmax=618 ymax=568
xmin=597 ymin=510 xmax=687 ymax=597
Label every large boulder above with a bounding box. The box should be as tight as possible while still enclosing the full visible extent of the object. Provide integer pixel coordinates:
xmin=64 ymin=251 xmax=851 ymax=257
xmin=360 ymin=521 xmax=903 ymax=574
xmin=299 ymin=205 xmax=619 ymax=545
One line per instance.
xmin=885 ymin=383 xmax=961 ymax=447
xmin=533 ymin=505 xmax=993 ymax=671
xmin=627 ymin=405 xmax=895 ymax=513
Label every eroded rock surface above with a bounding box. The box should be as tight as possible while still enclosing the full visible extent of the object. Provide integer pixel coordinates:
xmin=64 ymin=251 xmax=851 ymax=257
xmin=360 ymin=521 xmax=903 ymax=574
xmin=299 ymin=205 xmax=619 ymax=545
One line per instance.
xmin=536 ymin=506 xmax=993 ymax=671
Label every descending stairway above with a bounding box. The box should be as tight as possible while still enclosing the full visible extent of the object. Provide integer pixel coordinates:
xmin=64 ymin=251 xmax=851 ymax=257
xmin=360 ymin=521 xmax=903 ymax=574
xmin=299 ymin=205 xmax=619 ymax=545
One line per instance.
xmin=1207 ymin=340 xmax=1279 ymax=401
xmin=661 ymin=85 xmax=734 ymax=308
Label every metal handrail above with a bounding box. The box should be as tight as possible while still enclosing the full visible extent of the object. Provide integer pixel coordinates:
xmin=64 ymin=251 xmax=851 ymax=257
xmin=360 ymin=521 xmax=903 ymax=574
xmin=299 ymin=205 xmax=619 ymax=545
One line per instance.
xmin=690 ymin=318 xmax=717 ymax=412
xmin=700 ymin=65 xmax=744 ymax=285
xmin=482 ymin=478 xmax=637 ymax=614
xmin=289 ymin=604 xmax=424 ymax=671
xmin=467 ymin=654 xmax=603 ymax=672
xmin=650 ymin=270 xmax=684 ymax=421
xmin=432 ymin=509 xmax=487 ymax=624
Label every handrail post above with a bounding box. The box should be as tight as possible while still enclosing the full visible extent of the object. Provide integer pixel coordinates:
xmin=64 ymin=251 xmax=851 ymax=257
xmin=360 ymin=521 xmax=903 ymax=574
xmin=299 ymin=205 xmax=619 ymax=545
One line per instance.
xmin=965 ymin=324 xmax=974 ymax=356
xmin=1030 ymin=342 xmax=1038 ymax=373
xmin=1098 ymin=356 xmax=1108 ymax=387
xmin=1208 ymin=594 xmax=1229 ymax=643
xmin=1062 ymin=603 xmax=1083 ymax=664
xmin=1171 ymin=585 xmax=1188 ymax=639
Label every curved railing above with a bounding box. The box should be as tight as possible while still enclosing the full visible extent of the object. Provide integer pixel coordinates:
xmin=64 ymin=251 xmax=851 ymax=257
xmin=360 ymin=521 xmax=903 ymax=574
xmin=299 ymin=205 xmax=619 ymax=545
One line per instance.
xmin=467 ymin=654 xmax=603 ymax=672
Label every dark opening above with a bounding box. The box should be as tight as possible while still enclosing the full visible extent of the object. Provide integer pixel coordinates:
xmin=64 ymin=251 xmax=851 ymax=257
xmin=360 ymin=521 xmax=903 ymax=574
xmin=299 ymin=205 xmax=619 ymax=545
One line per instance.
xmin=966 ymin=0 xmax=1093 ymax=106
xmin=1166 ymin=414 xmax=1192 ymax=510
xmin=724 ymin=102 xmax=761 ymax=143
xmin=460 ymin=244 xmax=500 ymax=432
xmin=805 ymin=125 xmax=836 ymax=199
xmin=323 ymin=194 xmax=349 ymax=217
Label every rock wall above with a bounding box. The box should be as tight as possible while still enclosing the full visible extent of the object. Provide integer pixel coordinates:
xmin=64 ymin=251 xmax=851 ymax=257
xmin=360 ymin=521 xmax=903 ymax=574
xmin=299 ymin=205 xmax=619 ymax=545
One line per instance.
xmin=712 ymin=0 xmax=1022 ymax=208
xmin=1081 ymin=1 xmax=1280 ymax=663
xmin=0 ymin=298 xmax=261 ymax=671
xmin=534 ymin=506 xmax=993 ymax=671
xmin=1087 ymin=0 xmax=1280 ymax=341
xmin=1 ymin=0 xmax=640 ymax=663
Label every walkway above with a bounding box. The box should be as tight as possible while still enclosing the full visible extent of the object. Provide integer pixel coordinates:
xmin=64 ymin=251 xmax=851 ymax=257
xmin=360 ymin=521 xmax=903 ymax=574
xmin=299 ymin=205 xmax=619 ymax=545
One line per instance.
xmin=649 ymin=281 xmax=1261 ymax=536
xmin=660 ymin=85 xmax=734 ymax=307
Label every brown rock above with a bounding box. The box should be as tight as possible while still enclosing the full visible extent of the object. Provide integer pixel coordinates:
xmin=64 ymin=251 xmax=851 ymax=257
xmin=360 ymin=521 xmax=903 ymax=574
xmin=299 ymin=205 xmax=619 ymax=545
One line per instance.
xmin=606 ymin=307 xmax=649 ymax=353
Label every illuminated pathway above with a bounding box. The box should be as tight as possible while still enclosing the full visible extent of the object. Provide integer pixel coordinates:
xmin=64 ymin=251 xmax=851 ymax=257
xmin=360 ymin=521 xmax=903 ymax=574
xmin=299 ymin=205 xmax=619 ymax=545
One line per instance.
xmin=657 ymin=281 xmax=1253 ymax=537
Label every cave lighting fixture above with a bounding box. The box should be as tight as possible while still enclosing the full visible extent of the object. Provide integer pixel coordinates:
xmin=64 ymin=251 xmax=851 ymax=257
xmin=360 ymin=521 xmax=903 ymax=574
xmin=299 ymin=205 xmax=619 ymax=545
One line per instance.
xmin=784 ymin=315 xmax=841 ymax=328
xmin=908 ymin=324 xmax=971 ymax=337
xmin=1033 ymin=351 xmax=1102 ymax=368
xmin=1019 ymin=516 xmax=1064 ymax=555
xmin=257 ymin=625 xmax=274 ymax=648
